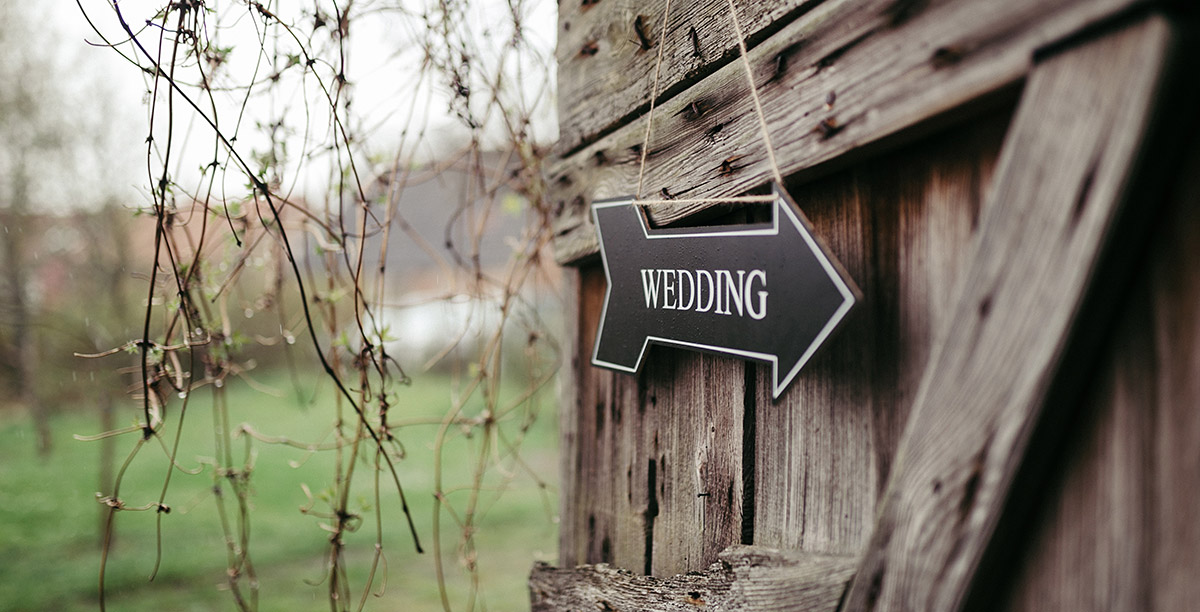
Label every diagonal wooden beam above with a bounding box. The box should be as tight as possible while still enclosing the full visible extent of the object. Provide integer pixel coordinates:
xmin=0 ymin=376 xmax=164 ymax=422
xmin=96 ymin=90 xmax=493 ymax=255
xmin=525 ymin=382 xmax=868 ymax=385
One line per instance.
xmin=842 ymin=14 xmax=1184 ymax=612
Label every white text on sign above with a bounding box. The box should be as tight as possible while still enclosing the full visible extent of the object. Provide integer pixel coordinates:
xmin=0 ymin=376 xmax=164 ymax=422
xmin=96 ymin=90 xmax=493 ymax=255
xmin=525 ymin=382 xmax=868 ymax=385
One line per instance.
xmin=639 ymin=269 xmax=767 ymax=319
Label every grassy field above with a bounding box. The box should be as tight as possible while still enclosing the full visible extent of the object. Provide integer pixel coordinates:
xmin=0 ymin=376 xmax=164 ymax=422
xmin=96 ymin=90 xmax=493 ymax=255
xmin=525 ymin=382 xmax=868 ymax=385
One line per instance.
xmin=0 ymin=370 xmax=558 ymax=612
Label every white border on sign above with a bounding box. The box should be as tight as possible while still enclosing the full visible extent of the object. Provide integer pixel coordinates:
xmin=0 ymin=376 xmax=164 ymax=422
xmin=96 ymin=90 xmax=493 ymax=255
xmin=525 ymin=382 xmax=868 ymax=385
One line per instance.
xmin=589 ymin=185 xmax=857 ymax=399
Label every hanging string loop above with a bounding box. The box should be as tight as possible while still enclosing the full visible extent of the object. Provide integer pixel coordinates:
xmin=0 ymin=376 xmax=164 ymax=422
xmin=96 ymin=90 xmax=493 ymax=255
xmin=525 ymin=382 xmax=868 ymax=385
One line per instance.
xmin=632 ymin=0 xmax=786 ymax=206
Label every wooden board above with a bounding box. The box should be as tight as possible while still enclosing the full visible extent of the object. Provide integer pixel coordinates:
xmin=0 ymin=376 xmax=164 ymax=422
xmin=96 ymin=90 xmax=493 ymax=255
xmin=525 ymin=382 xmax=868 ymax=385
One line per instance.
xmin=550 ymin=0 xmax=1143 ymax=264
xmin=556 ymin=267 xmax=583 ymax=564
xmin=558 ymin=266 xmax=642 ymax=569
xmin=998 ymin=256 xmax=1157 ymax=612
xmin=645 ymin=349 xmax=746 ymax=576
xmin=530 ymin=546 xmax=856 ymax=612
xmin=1146 ymin=131 xmax=1200 ymax=611
xmin=555 ymin=0 xmax=823 ymax=156
xmin=550 ymin=0 xmax=1200 ymax=606
xmin=841 ymin=15 xmax=1180 ymax=611
xmin=561 ymin=265 xmax=747 ymax=576
xmin=753 ymin=110 xmax=1006 ymax=555
xmin=559 ymin=96 xmax=1010 ymax=586
xmin=994 ymin=104 xmax=1200 ymax=612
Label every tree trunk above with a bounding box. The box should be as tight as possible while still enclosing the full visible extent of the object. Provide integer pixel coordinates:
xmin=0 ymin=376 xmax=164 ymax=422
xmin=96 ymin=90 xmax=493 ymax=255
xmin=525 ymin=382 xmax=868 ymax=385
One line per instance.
xmin=3 ymin=159 xmax=51 ymax=455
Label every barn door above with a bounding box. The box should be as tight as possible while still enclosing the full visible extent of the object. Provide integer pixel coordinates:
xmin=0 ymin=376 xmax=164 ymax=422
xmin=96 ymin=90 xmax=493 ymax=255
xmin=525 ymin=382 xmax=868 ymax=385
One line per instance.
xmin=534 ymin=1 xmax=1198 ymax=610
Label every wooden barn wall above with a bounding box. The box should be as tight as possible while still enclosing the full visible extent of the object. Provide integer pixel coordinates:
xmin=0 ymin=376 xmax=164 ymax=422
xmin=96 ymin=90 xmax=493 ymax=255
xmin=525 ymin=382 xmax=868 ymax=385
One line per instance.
xmin=550 ymin=0 xmax=1139 ymax=265
xmin=751 ymin=111 xmax=1006 ymax=555
xmin=559 ymin=109 xmax=1011 ymax=574
xmin=550 ymin=0 xmax=1195 ymax=605
xmin=560 ymin=264 xmax=748 ymax=576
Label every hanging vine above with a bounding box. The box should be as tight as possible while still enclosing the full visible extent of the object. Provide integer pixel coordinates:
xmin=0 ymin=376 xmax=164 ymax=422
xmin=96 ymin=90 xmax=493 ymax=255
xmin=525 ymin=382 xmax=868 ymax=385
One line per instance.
xmin=73 ymin=0 xmax=560 ymax=610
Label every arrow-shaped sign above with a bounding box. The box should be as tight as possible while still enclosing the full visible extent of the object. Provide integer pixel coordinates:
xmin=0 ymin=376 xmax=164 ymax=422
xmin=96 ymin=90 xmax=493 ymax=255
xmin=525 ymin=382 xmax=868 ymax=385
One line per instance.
xmin=591 ymin=185 xmax=860 ymax=399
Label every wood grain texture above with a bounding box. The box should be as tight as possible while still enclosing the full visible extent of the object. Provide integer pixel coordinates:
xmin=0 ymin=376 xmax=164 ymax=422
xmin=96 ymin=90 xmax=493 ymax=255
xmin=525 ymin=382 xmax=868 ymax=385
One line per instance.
xmin=550 ymin=0 xmax=1143 ymax=265
xmin=841 ymin=16 xmax=1179 ymax=611
xmin=997 ymin=105 xmax=1200 ymax=612
xmin=557 ymin=268 xmax=582 ymax=565
xmin=999 ymin=287 xmax=1157 ymax=611
xmin=530 ymin=546 xmax=856 ymax=612
xmin=559 ymin=265 xmax=643 ymax=569
xmin=644 ymin=349 xmax=745 ymax=577
xmin=753 ymin=112 xmax=1006 ymax=555
xmin=561 ymin=266 xmax=746 ymax=576
xmin=1148 ymin=133 xmax=1200 ymax=612
xmin=555 ymin=0 xmax=823 ymax=156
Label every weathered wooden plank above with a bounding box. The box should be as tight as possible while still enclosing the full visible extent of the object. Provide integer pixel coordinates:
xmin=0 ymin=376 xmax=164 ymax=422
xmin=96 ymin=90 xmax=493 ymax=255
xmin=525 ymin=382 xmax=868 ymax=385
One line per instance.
xmin=555 ymin=0 xmax=823 ymax=156
xmin=753 ymin=112 xmax=1006 ymax=555
xmin=557 ymin=268 xmax=583 ymax=565
xmin=722 ymin=546 xmax=854 ymax=612
xmin=992 ymin=106 xmax=1200 ymax=612
xmin=550 ymin=0 xmax=1143 ymax=265
xmin=568 ymin=265 xmax=612 ymax=567
xmin=607 ymin=318 xmax=652 ymax=573
xmin=645 ymin=350 xmax=745 ymax=577
xmin=529 ymin=546 xmax=857 ymax=612
xmin=841 ymin=16 xmax=1179 ymax=611
xmin=998 ymin=288 xmax=1157 ymax=611
xmin=563 ymin=267 xmax=746 ymax=576
xmin=561 ymin=265 xmax=641 ymax=568
xmin=1148 ymin=135 xmax=1200 ymax=611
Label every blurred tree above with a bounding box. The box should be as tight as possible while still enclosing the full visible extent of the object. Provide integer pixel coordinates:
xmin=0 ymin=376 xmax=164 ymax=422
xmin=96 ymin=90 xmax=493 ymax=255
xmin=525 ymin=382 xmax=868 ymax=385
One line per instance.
xmin=0 ymin=4 xmax=130 ymax=455
xmin=0 ymin=4 xmax=66 ymax=455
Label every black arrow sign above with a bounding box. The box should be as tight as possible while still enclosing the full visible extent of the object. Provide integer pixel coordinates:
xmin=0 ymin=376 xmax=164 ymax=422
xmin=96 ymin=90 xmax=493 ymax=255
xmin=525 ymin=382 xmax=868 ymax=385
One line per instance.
xmin=591 ymin=185 xmax=860 ymax=399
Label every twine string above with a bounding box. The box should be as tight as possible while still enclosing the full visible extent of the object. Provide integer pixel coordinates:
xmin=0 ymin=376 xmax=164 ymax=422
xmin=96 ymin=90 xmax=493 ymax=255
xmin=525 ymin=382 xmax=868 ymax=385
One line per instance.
xmin=631 ymin=0 xmax=785 ymax=206
xmin=725 ymin=0 xmax=784 ymax=186
xmin=634 ymin=0 xmax=674 ymax=200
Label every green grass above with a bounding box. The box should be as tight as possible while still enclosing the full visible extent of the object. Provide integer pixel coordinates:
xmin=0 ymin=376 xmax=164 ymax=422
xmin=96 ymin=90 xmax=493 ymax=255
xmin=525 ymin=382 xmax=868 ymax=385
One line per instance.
xmin=0 ymin=371 xmax=558 ymax=612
